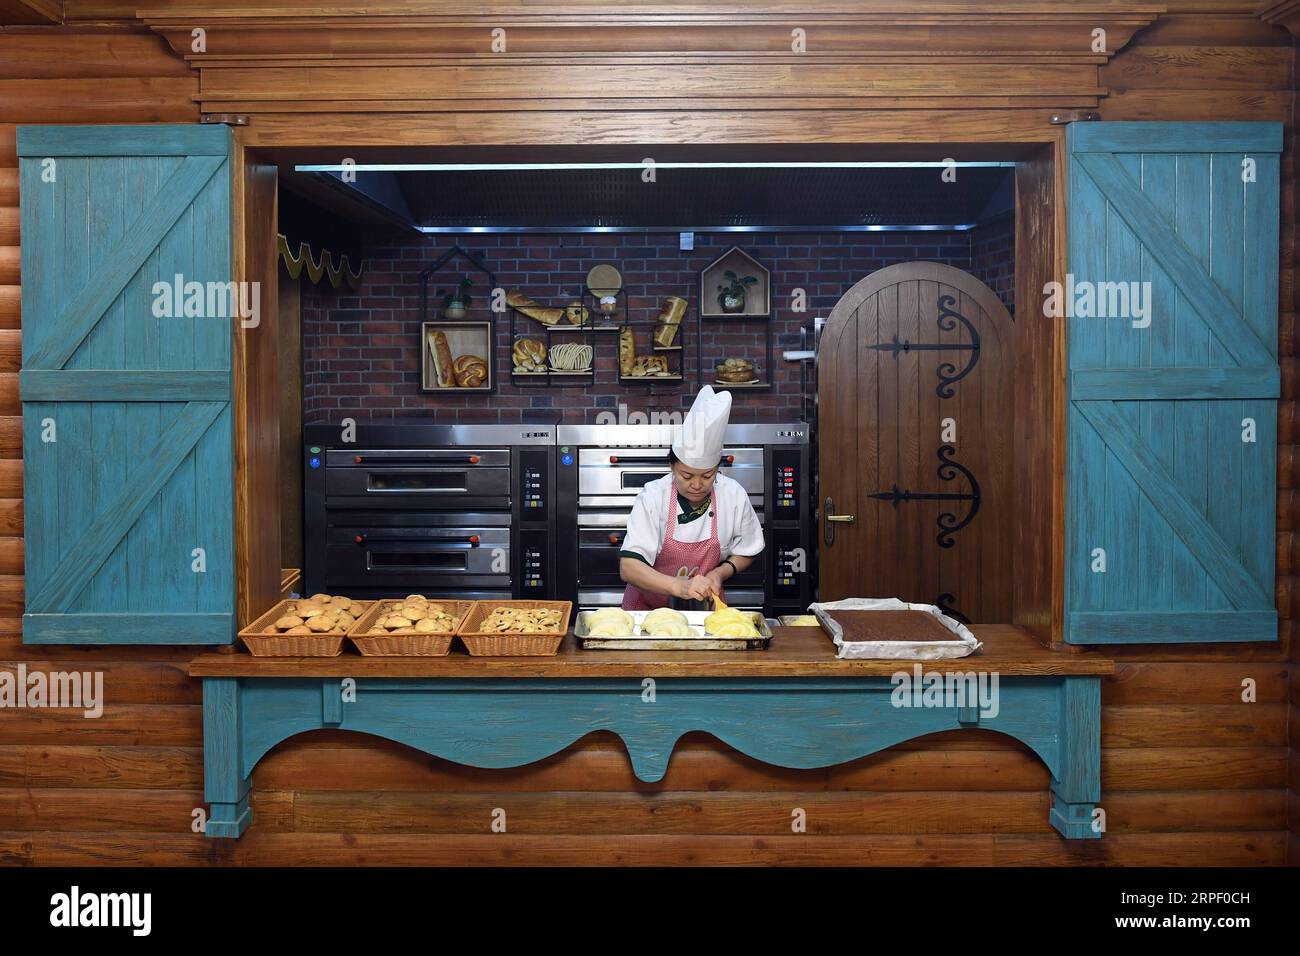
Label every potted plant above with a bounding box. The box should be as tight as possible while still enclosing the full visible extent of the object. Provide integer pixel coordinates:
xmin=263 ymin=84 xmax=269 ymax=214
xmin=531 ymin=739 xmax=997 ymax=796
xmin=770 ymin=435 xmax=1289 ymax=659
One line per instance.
xmin=439 ymin=277 xmax=473 ymax=318
xmin=717 ymin=270 xmax=758 ymax=313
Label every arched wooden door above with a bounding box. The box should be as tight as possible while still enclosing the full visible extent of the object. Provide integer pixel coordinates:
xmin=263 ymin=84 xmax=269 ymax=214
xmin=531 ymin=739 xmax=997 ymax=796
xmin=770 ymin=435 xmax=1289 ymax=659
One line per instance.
xmin=818 ymin=261 xmax=1013 ymax=623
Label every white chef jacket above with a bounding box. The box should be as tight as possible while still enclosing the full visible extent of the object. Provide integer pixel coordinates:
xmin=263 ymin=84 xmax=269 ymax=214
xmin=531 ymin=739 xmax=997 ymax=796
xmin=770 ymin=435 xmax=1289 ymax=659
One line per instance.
xmin=620 ymin=473 xmax=764 ymax=567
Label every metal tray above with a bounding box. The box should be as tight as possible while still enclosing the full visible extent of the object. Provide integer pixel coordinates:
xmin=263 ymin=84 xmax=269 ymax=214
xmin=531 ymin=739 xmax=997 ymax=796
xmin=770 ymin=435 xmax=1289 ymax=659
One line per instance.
xmin=574 ymin=608 xmax=773 ymax=650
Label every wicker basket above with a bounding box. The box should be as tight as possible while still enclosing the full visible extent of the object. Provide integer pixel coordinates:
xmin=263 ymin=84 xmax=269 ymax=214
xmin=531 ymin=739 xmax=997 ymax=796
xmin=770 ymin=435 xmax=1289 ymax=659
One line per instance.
xmin=348 ymin=599 xmax=473 ymax=657
xmin=456 ymin=600 xmax=572 ymax=656
xmin=237 ymin=598 xmax=371 ymax=658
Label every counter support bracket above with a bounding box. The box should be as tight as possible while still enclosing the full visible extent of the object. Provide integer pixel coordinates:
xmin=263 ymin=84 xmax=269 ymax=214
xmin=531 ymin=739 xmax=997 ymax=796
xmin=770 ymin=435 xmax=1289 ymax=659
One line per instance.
xmin=198 ymin=674 xmax=1103 ymax=842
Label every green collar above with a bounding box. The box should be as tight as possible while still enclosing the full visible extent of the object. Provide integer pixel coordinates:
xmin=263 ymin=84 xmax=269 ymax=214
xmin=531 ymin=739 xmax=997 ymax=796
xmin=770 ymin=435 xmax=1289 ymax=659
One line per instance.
xmin=676 ymin=492 xmax=711 ymax=524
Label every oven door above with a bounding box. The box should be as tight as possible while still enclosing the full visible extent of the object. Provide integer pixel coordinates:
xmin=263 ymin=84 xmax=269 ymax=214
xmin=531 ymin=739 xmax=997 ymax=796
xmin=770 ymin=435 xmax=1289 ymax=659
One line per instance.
xmin=326 ymin=448 xmax=512 ymax=510
xmin=576 ymin=446 xmax=764 ymax=509
xmin=324 ymin=517 xmax=512 ymax=599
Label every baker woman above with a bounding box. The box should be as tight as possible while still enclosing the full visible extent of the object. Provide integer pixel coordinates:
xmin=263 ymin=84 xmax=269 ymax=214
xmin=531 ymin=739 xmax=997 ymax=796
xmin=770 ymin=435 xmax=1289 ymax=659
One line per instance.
xmin=619 ymin=386 xmax=764 ymax=610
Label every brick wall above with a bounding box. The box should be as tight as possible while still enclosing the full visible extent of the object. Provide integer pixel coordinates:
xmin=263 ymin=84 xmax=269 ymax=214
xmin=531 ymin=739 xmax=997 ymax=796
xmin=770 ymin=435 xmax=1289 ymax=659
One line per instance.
xmin=969 ymin=215 xmax=1015 ymax=314
xmin=302 ymin=230 xmax=1008 ymax=424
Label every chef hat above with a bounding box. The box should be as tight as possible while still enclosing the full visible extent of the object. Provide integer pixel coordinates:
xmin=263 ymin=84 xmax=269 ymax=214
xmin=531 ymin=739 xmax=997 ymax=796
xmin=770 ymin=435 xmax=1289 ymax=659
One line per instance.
xmin=673 ymin=385 xmax=732 ymax=469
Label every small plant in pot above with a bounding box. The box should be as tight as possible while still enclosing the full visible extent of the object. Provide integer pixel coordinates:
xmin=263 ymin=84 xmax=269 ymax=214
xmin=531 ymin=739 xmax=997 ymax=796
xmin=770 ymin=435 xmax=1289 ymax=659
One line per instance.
xmin=717 ymin=270 xmax=758 ymax=313
xmin=439 ymin=277 xmax=473 ymax=319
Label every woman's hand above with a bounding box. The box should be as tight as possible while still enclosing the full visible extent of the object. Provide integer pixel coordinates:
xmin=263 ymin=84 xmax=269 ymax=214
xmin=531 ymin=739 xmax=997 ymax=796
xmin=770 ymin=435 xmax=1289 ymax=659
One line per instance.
xmin=683 ymin=575 xmax=717 ymax=601
xmin=704 ymin=566 xmax=729 ymax=595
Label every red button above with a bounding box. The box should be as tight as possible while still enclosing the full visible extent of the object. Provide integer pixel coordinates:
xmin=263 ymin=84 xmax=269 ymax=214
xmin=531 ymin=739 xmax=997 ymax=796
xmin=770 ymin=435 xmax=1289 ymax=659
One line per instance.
xmin=354 ymin=455 xmax=363 ymax=464
xmin=609 ymin=534 xmax=620 ymax=545
xmin=469 ymin=535 xmax=480 ymax=545
xmin=354 ymin=535 xmax=364 ymax=544
xmin=468 ymin=455 xmax=480 ymax=464
xmin=610 ymin=455 xmax=619 ymax=464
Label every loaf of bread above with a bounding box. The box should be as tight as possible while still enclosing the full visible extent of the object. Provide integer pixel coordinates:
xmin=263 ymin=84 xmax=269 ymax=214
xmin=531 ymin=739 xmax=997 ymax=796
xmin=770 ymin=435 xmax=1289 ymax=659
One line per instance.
xmin=653 ymin=296 xmax=687 ymax=347
xmin=824 ymin=610 xmax=956 ymax=643
xmin=619 ymin=327 xmax=635 ymax=376
xmin=507 ymin=289 xmax=565 ymax=326
xmin=428 ymin=330 xmax=455 ymax=387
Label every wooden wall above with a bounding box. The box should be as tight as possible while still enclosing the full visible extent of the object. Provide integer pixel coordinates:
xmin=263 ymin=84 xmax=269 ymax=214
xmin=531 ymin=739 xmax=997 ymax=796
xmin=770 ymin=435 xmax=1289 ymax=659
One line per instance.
xmin=0 ymin=3 xmax=1296 ymax=865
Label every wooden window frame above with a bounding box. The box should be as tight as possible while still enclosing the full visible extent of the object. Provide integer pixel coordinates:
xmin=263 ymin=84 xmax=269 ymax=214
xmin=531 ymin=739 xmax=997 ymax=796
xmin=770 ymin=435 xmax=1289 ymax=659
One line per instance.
xmin=230 ymin=129 xmax=1069 ymax=642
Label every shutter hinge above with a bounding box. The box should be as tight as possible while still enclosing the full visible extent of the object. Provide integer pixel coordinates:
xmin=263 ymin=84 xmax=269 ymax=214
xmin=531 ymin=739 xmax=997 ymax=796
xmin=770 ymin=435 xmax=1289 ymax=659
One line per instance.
xmin=201 ymin=113 xmax=250 ymax=127
xmin=1050 ymin=111 xmax=1101 ymax=125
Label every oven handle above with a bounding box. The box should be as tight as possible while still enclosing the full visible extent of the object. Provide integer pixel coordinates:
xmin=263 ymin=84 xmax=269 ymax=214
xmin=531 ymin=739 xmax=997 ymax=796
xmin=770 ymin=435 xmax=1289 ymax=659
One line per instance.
xmin=355 ymin=533 xmax=483 ymax=546
xmin=606 ymin=454 xmax=735 ymax=466
xmin=351 ymin=453 xmax=484 ymax=465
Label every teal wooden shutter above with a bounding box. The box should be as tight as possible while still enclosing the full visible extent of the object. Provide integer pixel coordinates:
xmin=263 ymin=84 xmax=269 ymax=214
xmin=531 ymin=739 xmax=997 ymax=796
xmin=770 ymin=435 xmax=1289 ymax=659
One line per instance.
xmin=18 ymin=124 xmax=235 ymax=644
xmin=1066 ymin=121 xmax=1281 ymax=644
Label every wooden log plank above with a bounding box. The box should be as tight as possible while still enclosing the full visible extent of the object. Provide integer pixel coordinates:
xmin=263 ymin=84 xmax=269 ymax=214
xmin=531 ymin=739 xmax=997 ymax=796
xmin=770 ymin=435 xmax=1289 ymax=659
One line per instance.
xmin=1102 ymin=704 xmax=1286 ymax=747
xmin=0 ymin=286 xmax=19 ymax=330
xmin=0 ymin=460 xmax=20 ymax=498
xmin=1103 ymin=662 xmax=1292 ymax=704
xmin=6 ymin=829 xmax=1286 ymax=866
xmin=285 ymin=787 xmax=1286 ymax=835
xmin=0 ymin=703 xmax=202 ymax=746
xmin=0 ymin=78 xmax=199 ymax=124
xmin=0 ymin=786 xmax=292 ymax=831
xmin=3 ymin=744 xmax=203 ymax=789
xmin=292 ymin=789 xmax=1051 ymax=835
xmin=0 ymin=660 xmax=200 ymax=703
xmin=0 ymin=329 xmax=19 ymax=373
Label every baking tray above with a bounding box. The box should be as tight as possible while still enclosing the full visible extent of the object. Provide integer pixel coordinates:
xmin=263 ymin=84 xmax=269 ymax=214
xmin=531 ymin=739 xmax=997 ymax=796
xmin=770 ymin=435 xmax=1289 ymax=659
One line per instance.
xmin=574 ymin=608 xmax=772 ymax=650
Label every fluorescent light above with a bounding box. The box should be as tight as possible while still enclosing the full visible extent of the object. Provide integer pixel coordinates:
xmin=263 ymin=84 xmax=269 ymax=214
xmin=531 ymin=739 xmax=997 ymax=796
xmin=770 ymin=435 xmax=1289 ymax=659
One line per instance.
xmin=414 ymin=223 xmax=978 ymax=233
xmin=295 ymin=160 xmax=1015 ymax=173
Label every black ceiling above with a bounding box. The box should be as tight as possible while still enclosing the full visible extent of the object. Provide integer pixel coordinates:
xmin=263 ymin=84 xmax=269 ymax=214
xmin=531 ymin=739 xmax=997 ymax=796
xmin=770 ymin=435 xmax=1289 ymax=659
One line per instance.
xmin=291 ymin=163 xmax=1015 ymax=231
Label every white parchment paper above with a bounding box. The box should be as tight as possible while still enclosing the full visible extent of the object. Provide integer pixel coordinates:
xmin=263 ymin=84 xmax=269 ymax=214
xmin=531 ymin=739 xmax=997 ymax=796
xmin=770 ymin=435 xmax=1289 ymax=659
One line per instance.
xmin=809 ymin=597 xmax=981 ymax=660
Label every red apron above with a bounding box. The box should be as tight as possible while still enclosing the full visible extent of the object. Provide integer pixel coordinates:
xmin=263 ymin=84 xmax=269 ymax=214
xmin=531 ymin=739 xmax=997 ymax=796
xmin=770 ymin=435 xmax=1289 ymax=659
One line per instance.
xmin=622 ymin=482 xmax=725 ymax=611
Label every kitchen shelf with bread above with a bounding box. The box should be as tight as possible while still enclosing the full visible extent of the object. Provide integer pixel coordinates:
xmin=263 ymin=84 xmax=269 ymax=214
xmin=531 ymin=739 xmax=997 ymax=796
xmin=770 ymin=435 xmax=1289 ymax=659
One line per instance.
xmin=422 ymin=321 xmax=493 ymax=392
xmin=417 ymin=244 xmax=496 ymax=393
xmin=617 ymin=296 xmax=690 ymax=386
xmin=507 ymin=287 xmax=599 ymax=386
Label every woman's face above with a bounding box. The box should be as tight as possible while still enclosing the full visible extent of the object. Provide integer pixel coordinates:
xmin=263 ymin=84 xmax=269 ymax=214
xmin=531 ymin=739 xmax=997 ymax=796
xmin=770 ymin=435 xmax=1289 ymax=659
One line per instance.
xmin=671 ymin=461 xmax=718 ymax=503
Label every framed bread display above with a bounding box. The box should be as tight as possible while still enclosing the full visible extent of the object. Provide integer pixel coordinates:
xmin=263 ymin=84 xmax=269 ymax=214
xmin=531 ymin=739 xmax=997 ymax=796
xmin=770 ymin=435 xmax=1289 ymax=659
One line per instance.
xmin=421 ymin=321 xmax=492 ymax=392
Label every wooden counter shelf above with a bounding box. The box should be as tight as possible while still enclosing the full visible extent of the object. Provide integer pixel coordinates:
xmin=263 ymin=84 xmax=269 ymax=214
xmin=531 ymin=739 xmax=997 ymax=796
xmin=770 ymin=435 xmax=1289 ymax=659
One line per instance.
xmin=192 ymin=624 xmax=1113 ymax=678
xmin=191 ymin=625 xmax=1111 ymax=843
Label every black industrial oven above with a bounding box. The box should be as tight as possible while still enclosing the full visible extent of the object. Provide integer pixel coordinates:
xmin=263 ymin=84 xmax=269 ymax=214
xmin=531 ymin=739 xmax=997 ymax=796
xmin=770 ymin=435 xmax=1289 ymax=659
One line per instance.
xmin=303 ymin=422 xmax=557 ymax=600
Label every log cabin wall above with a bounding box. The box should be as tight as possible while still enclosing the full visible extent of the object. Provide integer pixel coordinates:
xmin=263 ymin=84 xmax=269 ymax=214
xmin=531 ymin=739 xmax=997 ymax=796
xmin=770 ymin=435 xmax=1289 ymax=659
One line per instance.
xmin=0 ymin=0 xmax=1296 ymax=865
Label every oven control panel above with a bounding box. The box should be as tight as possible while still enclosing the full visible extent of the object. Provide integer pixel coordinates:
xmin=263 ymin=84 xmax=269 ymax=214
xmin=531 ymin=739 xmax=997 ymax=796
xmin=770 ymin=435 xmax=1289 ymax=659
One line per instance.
xmin=772 ymin=449 xmax=800 ymax=516
xmin=518 ymin=448 xmax=549 ymax=515
xmin=519 ymin=529 xmax=548 ymax=592
xmin=769 ymin=530 xmax=806 ymax=603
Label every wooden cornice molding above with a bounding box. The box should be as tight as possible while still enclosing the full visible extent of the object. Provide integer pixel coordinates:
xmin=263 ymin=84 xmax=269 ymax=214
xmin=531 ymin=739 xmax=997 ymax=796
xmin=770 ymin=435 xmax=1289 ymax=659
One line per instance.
xmin=142 ymin=3 xmax=1163 ymax=66
xmin=1260 ymin=0 xmax=1300 ymax=36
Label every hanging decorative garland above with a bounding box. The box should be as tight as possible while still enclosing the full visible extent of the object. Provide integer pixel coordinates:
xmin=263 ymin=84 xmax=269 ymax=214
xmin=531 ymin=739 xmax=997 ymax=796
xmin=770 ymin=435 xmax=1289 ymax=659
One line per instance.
xmin=277 ymin=233 xmax=364 ymax=289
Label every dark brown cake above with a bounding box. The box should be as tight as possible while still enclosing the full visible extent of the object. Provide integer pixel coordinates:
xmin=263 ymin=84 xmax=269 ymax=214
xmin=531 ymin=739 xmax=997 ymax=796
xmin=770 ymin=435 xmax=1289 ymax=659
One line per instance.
xmin=824 ymin=610 xmax=956 ymax=643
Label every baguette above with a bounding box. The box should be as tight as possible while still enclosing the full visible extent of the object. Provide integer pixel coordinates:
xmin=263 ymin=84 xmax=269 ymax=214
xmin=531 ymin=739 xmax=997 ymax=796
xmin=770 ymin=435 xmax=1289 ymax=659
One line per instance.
xmin=506 ymin=289 xmax=565 ymax=327
xmin=428 ymin=330 xmax=455 ymax=387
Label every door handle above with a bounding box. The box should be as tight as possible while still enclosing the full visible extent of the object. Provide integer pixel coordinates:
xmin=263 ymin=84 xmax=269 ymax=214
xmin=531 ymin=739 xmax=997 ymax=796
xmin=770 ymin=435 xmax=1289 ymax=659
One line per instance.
xmin=824 ymin=497 xmax=855 ymax=546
